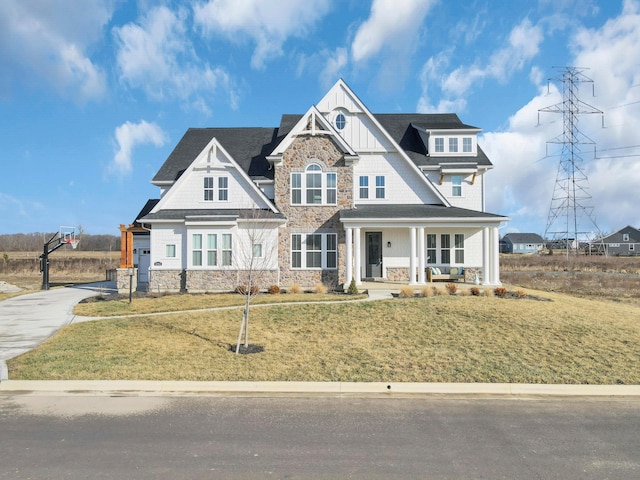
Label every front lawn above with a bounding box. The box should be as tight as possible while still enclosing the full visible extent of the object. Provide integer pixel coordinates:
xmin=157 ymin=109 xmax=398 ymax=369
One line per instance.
xmin=9 ymin=291 xmax=640 ymax=384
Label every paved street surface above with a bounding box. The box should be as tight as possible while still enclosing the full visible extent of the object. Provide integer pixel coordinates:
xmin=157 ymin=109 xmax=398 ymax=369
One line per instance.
xmin=1 ymin=395 xmax=639 ymax=479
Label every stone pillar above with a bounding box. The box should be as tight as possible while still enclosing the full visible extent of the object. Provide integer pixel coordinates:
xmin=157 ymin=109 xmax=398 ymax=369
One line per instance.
xmin=345 ymin=227 xmax=353 ymax=286
xmin=354 ymin=227 xmax=361 ymax=285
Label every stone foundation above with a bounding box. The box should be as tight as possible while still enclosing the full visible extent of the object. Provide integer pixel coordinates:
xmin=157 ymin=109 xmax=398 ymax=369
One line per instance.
xmin=149 ymin=269 xmax=280 ymax=293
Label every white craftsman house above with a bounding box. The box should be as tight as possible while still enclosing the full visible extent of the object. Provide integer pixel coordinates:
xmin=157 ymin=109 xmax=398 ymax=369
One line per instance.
xmin=130 ymin=80 xmax=508 ymax=292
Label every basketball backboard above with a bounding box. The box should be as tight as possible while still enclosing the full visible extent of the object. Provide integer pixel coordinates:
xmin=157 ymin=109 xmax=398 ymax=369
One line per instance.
xmin=59 ymin=225 xmax=79 ymax=249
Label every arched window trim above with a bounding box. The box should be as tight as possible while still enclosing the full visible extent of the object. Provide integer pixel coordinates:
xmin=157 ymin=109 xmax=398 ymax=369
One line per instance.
xmin=290 ymin=162 xmax=337 ymax=206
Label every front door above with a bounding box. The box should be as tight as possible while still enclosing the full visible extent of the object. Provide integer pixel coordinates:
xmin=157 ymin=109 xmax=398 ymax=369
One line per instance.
xmin=366 ymin=232 xmax=382 ymax=278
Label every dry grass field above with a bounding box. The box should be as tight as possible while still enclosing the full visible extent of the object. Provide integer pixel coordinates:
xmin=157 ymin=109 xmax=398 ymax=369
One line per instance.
xmin=4 ymin=251 xmax=640 ymax=383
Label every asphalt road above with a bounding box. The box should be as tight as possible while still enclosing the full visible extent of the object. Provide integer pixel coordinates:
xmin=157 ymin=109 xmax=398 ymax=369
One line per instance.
xmin=1 ymin=395 xmax=639 ymax=479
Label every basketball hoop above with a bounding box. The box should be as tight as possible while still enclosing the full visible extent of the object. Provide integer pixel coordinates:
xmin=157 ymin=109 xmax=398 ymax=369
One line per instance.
xmin=66 ymin=238 xmax=79 ymax=249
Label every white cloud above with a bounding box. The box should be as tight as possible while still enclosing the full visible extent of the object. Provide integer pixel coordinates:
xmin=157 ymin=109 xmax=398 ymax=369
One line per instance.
xmin=0 ymin=0 xmax=111 ymax=101
xmin=193 ymin=0 xmax=332 ymax=70
xmin=114 ymin=6 xmax=236 ymax=113
xmin=351 ymin=0 xmax=434 ymax=63
xmin=442 ymin=19 xmax=543 ymax=98
xmin=110 ymin=121 xmax=167 ymax=176
xmin=482 ymin=2 xmax=640 ymax=235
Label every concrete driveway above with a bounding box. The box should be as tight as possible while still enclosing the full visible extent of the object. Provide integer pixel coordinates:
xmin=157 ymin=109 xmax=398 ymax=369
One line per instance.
xmin=0 ymin=282 xmax=115 ymax=379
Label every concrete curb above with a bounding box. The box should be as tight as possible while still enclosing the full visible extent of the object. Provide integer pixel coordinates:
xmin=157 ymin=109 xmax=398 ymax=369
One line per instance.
xmin=1 ymin=380 xmax=640 ymax=397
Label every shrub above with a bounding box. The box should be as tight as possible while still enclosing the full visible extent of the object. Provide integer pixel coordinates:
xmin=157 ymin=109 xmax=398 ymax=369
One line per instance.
xmin=289 ymin=283 xmax=303 ymax=294
xmin=515 ymin=289 xmax=527 ymax=298
xmin=235 ymin=284 xmax=259 ymax=295
xmin=470 ymin=286 xmax=481 ymax=296
xmin=420 ymin=285 xmax=434 ymax=297
xmin=267 ymin=284 xmax=280 ymax=295
xmin=399 ymin=285 xmax=414 ymax=298
xmin=445 ymin=283 xmax=458 ymax=295
xmin=483 ymin=288 xmax=494 ymax=297
xmin=315 ymin=282 xmax=328 ymax=294
xmin=346 ymin=278 xmax=359 ymax=295
xmin=494 ymin=287 xmax=507 ymax=297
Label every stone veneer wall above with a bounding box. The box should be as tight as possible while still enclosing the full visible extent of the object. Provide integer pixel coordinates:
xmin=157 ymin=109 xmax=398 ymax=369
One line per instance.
xmin=187 ymin=269 xmax=279 ymax=293
xmin=274 ymin=135 xmax=353 ymax=289
xmin=148 ymin=270 xmax=183 ymax=293
xmin=116 ymin=268 xmax=138 ymax=294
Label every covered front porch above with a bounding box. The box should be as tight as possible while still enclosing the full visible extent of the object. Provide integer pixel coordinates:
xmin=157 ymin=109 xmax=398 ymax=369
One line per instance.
xmin=340 ymin=205 xmax=507 ymax=287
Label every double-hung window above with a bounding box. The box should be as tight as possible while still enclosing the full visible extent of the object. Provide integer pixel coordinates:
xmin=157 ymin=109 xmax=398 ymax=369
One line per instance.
xmin=291 ymin=233 xmax=338 ymax=269
xmin=191 ymin=232 xmax=232 ymax=267
xmin=449 ymin=138 xmax=458 ymax=152
xmin=375 ymin=176 xmax=385 ymax=199
xmin=440 ymin=234 xmax=451 ymax=264
xmin=204 ymin=178 xmax=214 ymax=201
xmin=426 ymin=234 xmax=436 ymax=264
xmin=204 ymin=176 xmax=228 ymax=202
xmin=454 ymin=234 xmax=465 ymax=263
xmin=207 ymin=234 xmax=217 ymax=266
xmin=434 ymin=137 xmax=444 ymax=153
xmin=359 ymin=176 xmax=369 ymax=199
xmin=221 ymin=234 xmax=232 ymax=266
xmin=452 ymin=175 xmax=462 ymax=197
xmin=218 ymin=177 xmax=228 ymax=201
xmin=463 ymin=137 xmax=472 ymax=153
xmin=291 ymin=164 xmax=337 ymax=205
xmin=192 ymin=234 xmax=203 ymax=266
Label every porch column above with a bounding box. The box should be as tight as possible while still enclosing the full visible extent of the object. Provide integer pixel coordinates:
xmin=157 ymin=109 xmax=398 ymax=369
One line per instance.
xmin=409 ymin=227 xmax=417 ymax=285
xmin=491 ymin=226 xmax=501 ymax=285
xmin=354 ymin=227 xmax=362 ymax=286
xmin=345 ymin=228 xmax=353 ymax=286
xmin=482 ymin=227 xmax=490 ymax=285
xmin=417 ymin=227 xmax=425 ymax=284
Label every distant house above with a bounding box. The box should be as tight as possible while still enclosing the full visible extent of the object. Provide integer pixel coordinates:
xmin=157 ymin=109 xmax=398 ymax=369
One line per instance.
xmin=501 ymin=233 xmax=545 ymax=254
xmin=591 ymin=226 xmax=640 ymax=256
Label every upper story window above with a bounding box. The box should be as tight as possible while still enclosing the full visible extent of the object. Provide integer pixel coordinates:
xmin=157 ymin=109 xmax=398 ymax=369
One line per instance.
xmin=358 ymin=175 xmax=386 ymax=200
xmin=359 ymin=176 xmax=369 ymax=199
xmin=375 ymin=176 xmax=385 ymax=199
xmin=434 ymin=137 xmax=444 ymax=153
xmin=335 ymin=113 xmax=346 ymax=130
xmin=449 ymin=138 xmax=458 ymax=153
xmin=204 ymin=176 xmax=228 ymax=202
xmin=623 ymin=233 xmax=630 ymax=242
xmin=452 ymin=175 xmax=462 ymax=197
xmin=291 ymin=163 xmax=337 ymax=206
xmin=463 ymin=137 xmax=472 ymax=152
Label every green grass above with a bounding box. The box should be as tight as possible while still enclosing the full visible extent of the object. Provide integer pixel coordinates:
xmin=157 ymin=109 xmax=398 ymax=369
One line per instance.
xmin=9 ymin=291 xmax=640 ymax=384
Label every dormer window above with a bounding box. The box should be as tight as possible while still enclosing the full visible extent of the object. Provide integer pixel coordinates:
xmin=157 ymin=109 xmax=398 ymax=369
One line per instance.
xmin=434 ymin=137 xmax=444 ymax=153
xmin=463 ymin=137 xmax=472 ymax=152
xmin=449 ymin=138 xmax=458 ymax=153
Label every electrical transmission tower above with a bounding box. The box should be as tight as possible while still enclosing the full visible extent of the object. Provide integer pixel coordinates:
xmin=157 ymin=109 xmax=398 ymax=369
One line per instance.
xmin=538 ymin=67 xmax=604 ymax=256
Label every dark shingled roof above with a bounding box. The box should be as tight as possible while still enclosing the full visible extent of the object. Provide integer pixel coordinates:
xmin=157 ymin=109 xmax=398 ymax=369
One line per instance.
xmin=140 ymin=208 xmax=286 ymax=223
xmin=340 ymin=204 xmax=506 ymax=220
xmin=152 ymin=128 xmax=279 ymax=184
xmin=152 ymin=114 xmax=493 ymax=185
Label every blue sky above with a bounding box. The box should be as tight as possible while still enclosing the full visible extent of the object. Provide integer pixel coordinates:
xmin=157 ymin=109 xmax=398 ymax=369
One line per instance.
xmin=1 ymin=0 xmax=639 ymax=238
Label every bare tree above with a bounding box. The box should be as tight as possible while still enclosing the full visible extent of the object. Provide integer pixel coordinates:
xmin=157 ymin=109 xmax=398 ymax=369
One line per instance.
xmin=234 ymin=210 xmax=279 ymax=354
